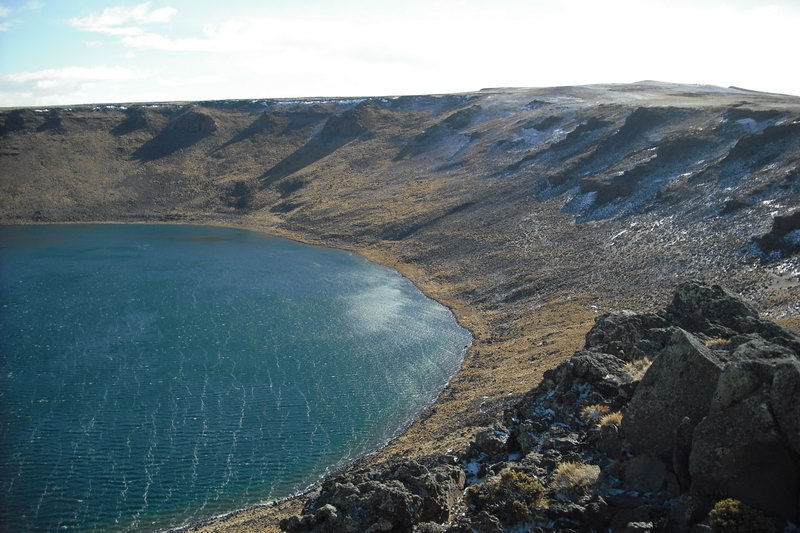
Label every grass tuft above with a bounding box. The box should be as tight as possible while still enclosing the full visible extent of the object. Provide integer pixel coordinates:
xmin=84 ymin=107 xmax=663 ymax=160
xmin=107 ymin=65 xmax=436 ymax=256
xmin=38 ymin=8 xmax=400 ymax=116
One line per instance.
xmin=550 ymin=461 xmax=600 ymax=500
xmin=622 ymin=357 xmax=652 ymax=382
xmin=599 ymin=411 xmax=623 ymax=427
xmin=579 ymin=403 xmax=610 ymax=424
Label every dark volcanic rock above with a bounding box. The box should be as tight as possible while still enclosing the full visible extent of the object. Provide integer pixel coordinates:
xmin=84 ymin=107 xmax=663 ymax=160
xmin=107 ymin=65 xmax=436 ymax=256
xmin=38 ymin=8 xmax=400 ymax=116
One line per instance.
xmin=584 ymin=311 xmax=671 ymax=361
xmin=467 ymin=426 xmax=509 ymax=459
xmin=771 ymin=359 xmax=800 ymax=455
xmin=280 ymin=460 xmax=465 ymax=532
xmin=622 ymin=328 xmax=725 ymax=461
xmin=662 ymin=282 xmax=760 ymax=338
xmin=687 ymin=356 xmax=800 ymax=522
xmin=753 ymin=210 xmax=800 ymax=260
xmin=620 ymin=282 xmax=800 ymax=523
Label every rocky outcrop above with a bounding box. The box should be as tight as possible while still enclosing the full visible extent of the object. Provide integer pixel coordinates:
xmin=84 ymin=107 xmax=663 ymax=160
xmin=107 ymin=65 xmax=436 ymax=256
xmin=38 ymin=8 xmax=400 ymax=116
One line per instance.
xmin=111 ymin=106 xmax=151 ymax=135
xmin=622 ymin=330 xmax=726 ymax=461
xmin=35 ymin=109 xmax=64 ymax=133
xmin=133 ymin=107 xmax=217 ymax=160
xmin=753 ymin=210 xmax=800 ymax=260
xmin=280 ymin=460 xmax=465 ymax=532
xmin=393 ymin=105 xmax=482 ymax=160
xmin=319 ymin=101 xmax=379 ymax=140
xmin=172 ymin=108 xmax=217 ymax=134
xmin=1 ymin=109 xmax=38 ymax=134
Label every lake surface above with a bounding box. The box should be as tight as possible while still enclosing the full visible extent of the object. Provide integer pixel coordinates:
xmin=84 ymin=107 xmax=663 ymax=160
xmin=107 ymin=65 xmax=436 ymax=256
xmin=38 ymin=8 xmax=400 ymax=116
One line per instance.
xmin=0 ymin=224 xmax=471 ymax=532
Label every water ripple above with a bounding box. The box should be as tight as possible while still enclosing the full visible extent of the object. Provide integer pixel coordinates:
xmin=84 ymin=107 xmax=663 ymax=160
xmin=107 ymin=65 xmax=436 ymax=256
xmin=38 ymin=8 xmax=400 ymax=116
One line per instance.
xmin=0 ymin=224 xmax=471 ymax=532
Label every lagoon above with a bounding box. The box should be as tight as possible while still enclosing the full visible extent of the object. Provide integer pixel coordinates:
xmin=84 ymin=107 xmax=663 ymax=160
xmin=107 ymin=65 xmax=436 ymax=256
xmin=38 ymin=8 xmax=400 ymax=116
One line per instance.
xmin=0 ymin=224 xmax=471 ymax=532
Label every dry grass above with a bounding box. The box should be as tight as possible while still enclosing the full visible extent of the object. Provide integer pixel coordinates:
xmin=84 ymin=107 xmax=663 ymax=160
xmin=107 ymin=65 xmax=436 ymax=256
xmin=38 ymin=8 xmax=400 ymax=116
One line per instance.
xmin=465 ymin=469 xmax=547 ymax=524
xmin=599 ymin=411 xmax=624 ymax=427
xmin=579 ymin=404 xmax=610 ymax=424
xmin=550 ymin=461 xmax=600 ymax=495
xmin=622 ymin=357 xmax=652 ymax=382
xmin=706 ymin=337 xmax=732 ymax=347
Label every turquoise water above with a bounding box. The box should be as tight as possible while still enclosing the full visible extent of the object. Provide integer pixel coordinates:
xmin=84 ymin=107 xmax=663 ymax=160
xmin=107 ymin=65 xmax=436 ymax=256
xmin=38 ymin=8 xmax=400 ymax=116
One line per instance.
xmin=0 ymin=224 xmax=471 ymax=532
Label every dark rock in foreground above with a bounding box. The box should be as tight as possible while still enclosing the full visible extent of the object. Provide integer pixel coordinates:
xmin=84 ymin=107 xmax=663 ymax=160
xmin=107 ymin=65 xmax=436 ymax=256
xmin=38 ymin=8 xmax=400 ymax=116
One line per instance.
xmin=280 ymin=460 xmax=465 ymax=532
xmin=281 ymin=281 xmax=800 ymax=532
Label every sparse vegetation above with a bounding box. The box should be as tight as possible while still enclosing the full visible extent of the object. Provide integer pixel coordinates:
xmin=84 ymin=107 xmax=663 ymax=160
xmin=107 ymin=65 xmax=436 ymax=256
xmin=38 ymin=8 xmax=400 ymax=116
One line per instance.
xmin=599 ymin=411 xmax=623 ymax=427
xmin=622 ymin=356 xmax=652 ymax=382
xmin=708 ymin=498 xmax=773 ymax=533
xmin=550 ymin=461 xmax=600 ymax=500
xmin=706 ymin=337 xmax=732 ymax=347
xmin=579 ymin=403 xmax=610 ymax=423
xmin=464 ymin=469 xmax=546 ymax=524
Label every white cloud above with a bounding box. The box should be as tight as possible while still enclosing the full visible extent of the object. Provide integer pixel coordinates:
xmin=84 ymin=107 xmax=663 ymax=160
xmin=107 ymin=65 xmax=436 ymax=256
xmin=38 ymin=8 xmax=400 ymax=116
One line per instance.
xmin=5 ymin=66 xmax=145 ymax=84
xmin=0 ymin=5 xmax=9 ymax=18
xmin=156 ymin=73 xmax=223 ymax=87
xmin=0 ymin=65 xmax=155 ymax=105
xmin=23 ymin=1 xmax=44 ymax=11
xmin=68 ymin=2 xmax=177 ymax=36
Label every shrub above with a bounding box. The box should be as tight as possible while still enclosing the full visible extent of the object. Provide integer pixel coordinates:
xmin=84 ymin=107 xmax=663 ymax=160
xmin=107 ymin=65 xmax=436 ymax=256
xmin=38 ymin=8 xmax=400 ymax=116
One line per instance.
xmin=708 ymin=498 xmax=773 ymax=533
xmin=550 ymin=461 xmax=600 ymax=501
xmin=465 ymin=469 xmax=546 ymax=524
xmin=599 ymin=411 xmax=623 ymax=427
xmin=622 ymin=357 xmax=652 ymax=382
xmin=580 ymin=403 xmax=610 ymax=424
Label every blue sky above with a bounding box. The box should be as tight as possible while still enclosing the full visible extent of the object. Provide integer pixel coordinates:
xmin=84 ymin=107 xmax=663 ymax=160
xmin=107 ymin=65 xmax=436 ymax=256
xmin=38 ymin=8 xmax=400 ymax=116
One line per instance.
xmin=1 ymin=0 xmax=799 ymax=106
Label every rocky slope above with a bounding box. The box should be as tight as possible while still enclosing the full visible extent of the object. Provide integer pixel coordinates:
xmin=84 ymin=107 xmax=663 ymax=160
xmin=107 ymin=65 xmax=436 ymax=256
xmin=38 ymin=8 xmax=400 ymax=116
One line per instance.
xmin=281 ymin=282 xmax=800 ymax=532
xmin=2 ymin=82 xmax=799 ymax=531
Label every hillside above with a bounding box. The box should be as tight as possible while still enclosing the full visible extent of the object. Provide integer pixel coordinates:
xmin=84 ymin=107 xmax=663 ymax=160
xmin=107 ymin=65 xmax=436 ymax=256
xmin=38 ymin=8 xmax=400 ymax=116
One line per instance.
xmin=1 ymin=82 xmax=799 ymax=531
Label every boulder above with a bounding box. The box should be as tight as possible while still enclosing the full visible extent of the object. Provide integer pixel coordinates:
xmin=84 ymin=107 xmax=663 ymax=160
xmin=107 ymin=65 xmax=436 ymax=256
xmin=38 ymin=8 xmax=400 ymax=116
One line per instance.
xmin=622 ymin=328 xmax=725 ymax=461
xmin=664 ymin=282 xmax=800 ymax=352
xmin=468 ymin=426 xmax=509 ymax=459
xmin=689 ymin=392 xmax=799 ymax=522
xmin=623 ymin=454 xmax=667 ymax=493
xmin=515 ymin=421 xmax=541 ymax=455
xmin=584 ymin=311 xmax=671 ymax=361
xmin=663 ymin=282 xmax=759 ymax=338
xmin=569 ymin=350 xmax=629 ymax=383
xmin=753 ymin=210 xmax=800 ymax=259
xmin=771 ymin=359 xmax=800 ymax=454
